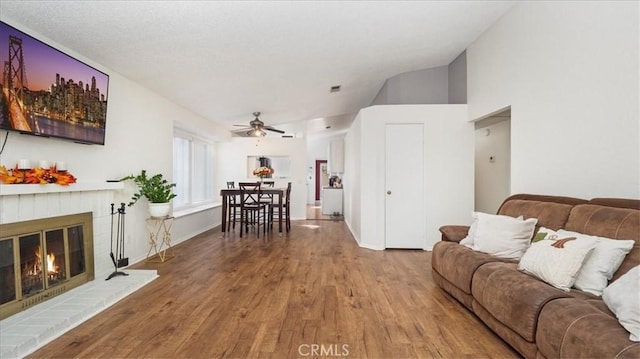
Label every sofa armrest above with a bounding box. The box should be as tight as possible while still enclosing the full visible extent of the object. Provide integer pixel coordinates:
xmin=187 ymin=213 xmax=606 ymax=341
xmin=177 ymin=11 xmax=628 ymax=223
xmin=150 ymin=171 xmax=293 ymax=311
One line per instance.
xmin=439 ymin=225 xmax=470 ymax=242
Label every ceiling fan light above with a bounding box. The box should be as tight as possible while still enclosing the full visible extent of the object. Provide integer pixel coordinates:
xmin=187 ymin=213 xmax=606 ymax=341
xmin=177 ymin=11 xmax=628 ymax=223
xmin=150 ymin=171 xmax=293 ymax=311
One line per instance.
xmin=248 ymin=129 xmax=266 ymax=137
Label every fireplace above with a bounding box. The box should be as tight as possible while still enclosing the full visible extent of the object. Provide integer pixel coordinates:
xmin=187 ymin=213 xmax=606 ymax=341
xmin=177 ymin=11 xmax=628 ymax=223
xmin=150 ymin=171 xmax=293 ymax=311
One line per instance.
xmin=0 ymin=212 xmax=94 ymax=320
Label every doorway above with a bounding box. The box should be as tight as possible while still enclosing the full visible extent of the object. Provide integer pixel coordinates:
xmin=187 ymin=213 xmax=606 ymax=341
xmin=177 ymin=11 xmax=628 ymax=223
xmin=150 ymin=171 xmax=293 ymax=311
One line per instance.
xmin=474 ymin=108 xmax=511 ymax=213
xmin=315 ymin=160 xmax=328 ymax=202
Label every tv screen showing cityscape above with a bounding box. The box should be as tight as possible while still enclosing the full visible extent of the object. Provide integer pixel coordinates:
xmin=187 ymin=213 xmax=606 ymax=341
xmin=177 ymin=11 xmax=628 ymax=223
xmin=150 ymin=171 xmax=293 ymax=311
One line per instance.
xmin=0 ymin=21 xmax=109 ymax=145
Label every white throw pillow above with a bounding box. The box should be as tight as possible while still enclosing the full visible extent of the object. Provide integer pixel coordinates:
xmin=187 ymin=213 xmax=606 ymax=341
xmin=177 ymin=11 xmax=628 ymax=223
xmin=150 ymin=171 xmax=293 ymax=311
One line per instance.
xmin=460 ymin=213 xmax=526 ymax=249
xmin=470 ymin=212 xmax=537 ymax=259
xmin=603 ymin=265 xmax=640 ymax=342
xmin=558 ymin=229 xmax=635 ymax=296
xmin=532 ymin=227 xmax=560 ymax=243
xmin=459 ymin=214 xmax=478 ymax=248
xmin=518 ymin=235 xmax=597 ymax=291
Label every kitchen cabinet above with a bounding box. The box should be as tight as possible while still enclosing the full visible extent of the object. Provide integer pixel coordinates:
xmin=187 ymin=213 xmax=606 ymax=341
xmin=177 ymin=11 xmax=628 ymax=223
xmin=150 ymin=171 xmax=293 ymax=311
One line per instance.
xmin=327 ymin=139 xmax=344 ymax=173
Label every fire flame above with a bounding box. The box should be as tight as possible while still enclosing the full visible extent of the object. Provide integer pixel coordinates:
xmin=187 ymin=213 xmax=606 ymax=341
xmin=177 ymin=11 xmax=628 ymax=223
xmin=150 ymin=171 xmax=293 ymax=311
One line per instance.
xmin=28 ymin=246 xmax=58 ymax=275
xmin=47 ymin=253 xmax=57 ymax=273
xmin=29 ymin=249 xmax=41 ymax=275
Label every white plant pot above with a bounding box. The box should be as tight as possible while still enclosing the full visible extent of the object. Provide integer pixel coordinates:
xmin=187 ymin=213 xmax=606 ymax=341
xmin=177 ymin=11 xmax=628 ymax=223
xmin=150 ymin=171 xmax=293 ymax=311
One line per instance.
xmin=148 ymin=202 xmax=171 ymax=218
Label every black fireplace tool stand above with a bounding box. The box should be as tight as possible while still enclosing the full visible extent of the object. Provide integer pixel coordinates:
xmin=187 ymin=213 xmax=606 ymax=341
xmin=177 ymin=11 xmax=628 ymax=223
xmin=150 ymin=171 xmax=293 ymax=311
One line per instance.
xmin=106 ymin=203 xmax=130 ymax=280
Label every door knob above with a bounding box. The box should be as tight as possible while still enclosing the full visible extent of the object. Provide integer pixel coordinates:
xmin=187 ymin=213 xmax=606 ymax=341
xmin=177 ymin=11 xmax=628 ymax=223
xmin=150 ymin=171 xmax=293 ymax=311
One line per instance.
xmin=387 ymin=190 xmax=392 ymax=195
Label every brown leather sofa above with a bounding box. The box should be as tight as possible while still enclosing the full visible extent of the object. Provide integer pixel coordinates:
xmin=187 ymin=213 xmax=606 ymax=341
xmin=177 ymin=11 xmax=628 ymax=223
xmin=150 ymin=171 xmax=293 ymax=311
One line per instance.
xmin=431 ymin=194 xmax=640 ymax=358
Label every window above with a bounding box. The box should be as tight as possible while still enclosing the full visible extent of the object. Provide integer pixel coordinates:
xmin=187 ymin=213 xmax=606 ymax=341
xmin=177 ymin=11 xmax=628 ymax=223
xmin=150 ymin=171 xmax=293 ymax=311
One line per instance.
xmin=173 ymin=129 xmax=216 ymax=209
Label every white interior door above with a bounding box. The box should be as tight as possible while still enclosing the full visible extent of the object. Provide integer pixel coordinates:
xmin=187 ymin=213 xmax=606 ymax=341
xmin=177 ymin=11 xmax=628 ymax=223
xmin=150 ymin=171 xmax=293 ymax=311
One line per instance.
xmin=385 ymin=123 xmax=425 ymax=249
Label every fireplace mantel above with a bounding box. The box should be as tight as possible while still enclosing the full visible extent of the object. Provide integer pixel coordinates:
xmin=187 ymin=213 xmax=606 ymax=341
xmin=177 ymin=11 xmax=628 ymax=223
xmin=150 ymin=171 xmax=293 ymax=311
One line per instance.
xmin=0 ymin=182 xmax=124 ymax=196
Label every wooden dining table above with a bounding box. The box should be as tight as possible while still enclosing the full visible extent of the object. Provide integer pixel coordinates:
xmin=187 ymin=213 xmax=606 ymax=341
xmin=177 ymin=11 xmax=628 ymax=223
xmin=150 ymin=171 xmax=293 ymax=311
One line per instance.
xmin=219 ymin=187 xmax=286 ymax=234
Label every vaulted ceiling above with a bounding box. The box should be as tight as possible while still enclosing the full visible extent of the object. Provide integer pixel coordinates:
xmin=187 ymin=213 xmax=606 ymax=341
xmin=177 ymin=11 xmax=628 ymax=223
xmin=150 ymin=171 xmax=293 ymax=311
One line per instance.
xmin=0 ymin=1 xmax=515 ymax=137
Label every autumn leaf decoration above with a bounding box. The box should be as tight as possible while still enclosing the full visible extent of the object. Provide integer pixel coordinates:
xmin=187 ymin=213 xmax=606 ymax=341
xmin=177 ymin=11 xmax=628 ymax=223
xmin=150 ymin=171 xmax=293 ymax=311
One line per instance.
xmin=0 ymin=165 xmax=77 ymax=186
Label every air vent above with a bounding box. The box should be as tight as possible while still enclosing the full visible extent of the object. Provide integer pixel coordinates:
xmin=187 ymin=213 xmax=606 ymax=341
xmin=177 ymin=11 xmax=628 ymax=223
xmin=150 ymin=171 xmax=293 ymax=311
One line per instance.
xmin=330 ymin=85 xmax=341 ymax=93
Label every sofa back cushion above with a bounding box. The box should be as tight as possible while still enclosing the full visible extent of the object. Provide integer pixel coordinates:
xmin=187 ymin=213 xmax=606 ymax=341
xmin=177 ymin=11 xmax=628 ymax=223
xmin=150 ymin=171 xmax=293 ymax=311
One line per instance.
xmin=565 ymin=203 xmax=640 ymax=282
xmin=497 ymin=194 xmax=583 ymax=230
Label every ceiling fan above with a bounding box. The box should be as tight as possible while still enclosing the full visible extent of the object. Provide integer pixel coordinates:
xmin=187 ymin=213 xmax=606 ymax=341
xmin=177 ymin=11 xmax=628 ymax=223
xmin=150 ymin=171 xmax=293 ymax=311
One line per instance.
xmin=233 ymin=112 xmax=285 ymax=137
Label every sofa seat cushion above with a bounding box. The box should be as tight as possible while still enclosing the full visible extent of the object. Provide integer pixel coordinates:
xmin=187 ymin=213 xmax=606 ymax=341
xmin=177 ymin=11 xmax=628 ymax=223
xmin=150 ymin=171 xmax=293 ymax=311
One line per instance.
xmin=431 ymin=268 xmax=475 ymax=310
xmin=432 ymin=241 xmax=506 ymax=296
xmin=584 ymin=298 xmax=615 ymax=315
xmin=537 ymin=298 xmax=640 ymax=358
xmin=566 ymin=289 xmax=600 ymax=301
xmin=471 ymin=262 xmax=571 ymax=342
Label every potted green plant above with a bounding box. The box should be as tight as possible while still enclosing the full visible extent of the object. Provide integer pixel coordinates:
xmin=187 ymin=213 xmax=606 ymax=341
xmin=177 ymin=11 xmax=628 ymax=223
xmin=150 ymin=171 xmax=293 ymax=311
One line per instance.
xmin=121 ymin=170 xmax=177 ymax=217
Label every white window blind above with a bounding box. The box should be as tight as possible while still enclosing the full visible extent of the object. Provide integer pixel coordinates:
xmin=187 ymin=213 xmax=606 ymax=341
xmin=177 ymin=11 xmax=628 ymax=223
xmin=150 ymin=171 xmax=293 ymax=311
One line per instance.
xmin=173 ymin=130 xmax=215 ymax=210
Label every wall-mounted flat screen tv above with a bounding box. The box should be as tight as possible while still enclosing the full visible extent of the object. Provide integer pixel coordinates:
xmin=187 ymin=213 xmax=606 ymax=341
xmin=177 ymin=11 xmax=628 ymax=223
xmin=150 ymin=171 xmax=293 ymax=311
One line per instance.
xmin=0 ymin=21 xmax=109 ymax=145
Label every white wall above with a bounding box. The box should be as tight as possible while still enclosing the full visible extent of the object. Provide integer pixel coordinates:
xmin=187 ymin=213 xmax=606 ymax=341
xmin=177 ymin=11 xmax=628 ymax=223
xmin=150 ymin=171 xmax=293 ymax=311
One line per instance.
xmin=216 ymin=137 xmax=307 ymax=220
xmin=371 ymin=66 xmax=449 ymax=105
xmin=448 ymin=51 xmax=467 ymax=104
xmin=343 ymin=118 xmax=362 ymax=244
xmin=0 ymin=17 xmax=228 ymax=267
xmin=343 ymin=105 xmax=474 ymax=250
xmin=467 ymin=1 xmax=639 ymax=199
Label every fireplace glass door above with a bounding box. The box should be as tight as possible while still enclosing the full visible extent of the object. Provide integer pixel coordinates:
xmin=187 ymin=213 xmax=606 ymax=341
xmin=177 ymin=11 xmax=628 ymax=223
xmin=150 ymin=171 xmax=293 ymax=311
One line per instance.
xmin=68 ymin=225 xmax=86 ymax=277
xmin=0 ymin=212 xmax=94 ymax=320
xmin=20 ymin=233 xmax=45 ymax=296
xmin=17 ymin=226 xmax=87 ymax=298
xmin=44 ymin=229 xmax=67 ymax=287
xmin=0 ymin=239 xmax=15 ymax=305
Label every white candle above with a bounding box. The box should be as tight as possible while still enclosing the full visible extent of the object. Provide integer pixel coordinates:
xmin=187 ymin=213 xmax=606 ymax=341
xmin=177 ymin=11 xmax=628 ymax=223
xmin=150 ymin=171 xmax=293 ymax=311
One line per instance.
xmin=56 ymin=161 xmax=67 ymax=171
xmin=38 ymin=160 xmax=50 ymax=169
xmin=18 ymin=159 xmax=31 ymax=170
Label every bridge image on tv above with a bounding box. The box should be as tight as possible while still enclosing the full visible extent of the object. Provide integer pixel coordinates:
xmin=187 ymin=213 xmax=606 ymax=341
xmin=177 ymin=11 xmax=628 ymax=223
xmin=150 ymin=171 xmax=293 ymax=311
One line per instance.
xmin=0 ymin=21 xmax=109 ymax=145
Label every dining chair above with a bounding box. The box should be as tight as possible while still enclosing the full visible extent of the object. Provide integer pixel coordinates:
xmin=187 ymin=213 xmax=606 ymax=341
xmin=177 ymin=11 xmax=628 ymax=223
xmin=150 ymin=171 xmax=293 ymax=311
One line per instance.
xmin=226 ymin=181 xmax=241 ymax=231
xmin=270 ymin=182 xmax=292 ymax=232
xmin=238 ymin=182 xmax=268 ymax=237
xmin=260 ymin=181 xmax=275 ymax=225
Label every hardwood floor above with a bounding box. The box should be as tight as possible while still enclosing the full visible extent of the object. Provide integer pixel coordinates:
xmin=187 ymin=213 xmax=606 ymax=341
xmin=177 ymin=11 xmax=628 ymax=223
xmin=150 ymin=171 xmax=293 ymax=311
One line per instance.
xmin=306 ymin=203 xmax=334 ymax=220
xmin=28 ymin=219 xmax=519 ymax=358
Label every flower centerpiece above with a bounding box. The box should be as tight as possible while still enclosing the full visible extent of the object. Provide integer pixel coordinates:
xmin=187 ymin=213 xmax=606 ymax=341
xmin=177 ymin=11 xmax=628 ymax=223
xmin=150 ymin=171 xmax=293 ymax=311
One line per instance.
xmin=253 ymin=166 xmax=274 ymax=181
xmin=0 ymin=165 xmax=77 ymax=185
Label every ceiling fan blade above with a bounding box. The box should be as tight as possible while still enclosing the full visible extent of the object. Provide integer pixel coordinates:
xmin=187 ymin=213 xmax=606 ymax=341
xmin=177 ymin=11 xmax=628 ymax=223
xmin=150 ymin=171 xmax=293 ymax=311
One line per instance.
xmin=264 ymin=126 xmax=285 ymax=134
